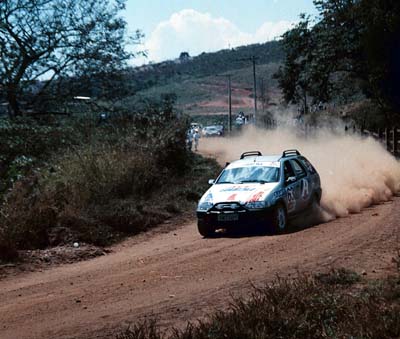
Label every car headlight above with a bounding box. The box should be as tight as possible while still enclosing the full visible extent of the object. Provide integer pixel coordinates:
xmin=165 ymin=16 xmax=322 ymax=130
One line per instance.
xmin=197 ymin=201 xmax=213 ymax=211
xmin=245 ymin=201 xmax=269 ymax=209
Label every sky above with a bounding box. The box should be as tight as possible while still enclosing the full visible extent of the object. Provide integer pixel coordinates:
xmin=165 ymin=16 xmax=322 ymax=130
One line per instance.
xmin=123 ymin=0 xmax=317 ymax=65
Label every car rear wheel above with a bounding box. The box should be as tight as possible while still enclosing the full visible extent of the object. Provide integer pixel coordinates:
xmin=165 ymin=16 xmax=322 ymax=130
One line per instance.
xmin=197 ymin=220 xmax=215 ymax=238
xmin=309 ymin=193 xmax=320 ymax=213
xmin=269 ymin=203 xmax=287 ymax=234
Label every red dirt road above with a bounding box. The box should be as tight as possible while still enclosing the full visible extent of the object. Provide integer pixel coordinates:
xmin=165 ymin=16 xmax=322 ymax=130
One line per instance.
xmin=0 ymin=198 xmax=399 ymax=339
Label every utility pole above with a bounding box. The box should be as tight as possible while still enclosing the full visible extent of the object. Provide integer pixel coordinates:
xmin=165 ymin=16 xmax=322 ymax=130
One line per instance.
xmin=216 ymin=74 xmax=232 ymax=132
xmin=228 ymin=74 xmax=232 ymax=132
xmin=252 ymin=55 xmax=257 ymax=124
xmin=238 ymin=55 xmax=259 ymax=124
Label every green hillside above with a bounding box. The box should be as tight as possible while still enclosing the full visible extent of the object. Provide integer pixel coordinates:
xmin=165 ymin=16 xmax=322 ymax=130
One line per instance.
xmin=125 ymin=41 xmax=284 ymax=117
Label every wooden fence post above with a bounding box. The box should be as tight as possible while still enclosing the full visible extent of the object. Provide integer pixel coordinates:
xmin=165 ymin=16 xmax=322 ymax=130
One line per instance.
xmin=393 ymin=127 xmax=399 ymax=157
xmin=378 ymin=128 xmax=383 ymax=140
xmin=385 ymin=128 xmax=391 ymax=153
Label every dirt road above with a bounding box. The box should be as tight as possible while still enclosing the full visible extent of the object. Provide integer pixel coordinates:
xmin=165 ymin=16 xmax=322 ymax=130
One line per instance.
xmin=0 ymin=198 xmax=399 ymax=339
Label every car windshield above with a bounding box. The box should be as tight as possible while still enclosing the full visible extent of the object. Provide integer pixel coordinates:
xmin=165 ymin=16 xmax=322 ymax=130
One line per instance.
xmin=216 ymin=166 xmax=280 ymax=184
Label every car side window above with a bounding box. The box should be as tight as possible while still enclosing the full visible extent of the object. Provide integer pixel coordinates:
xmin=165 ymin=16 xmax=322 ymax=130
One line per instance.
xmin=290 ymin=159 xmax=307 ymax=178
xmin=299 ymin=156 xmax=316 ymax=174
xmin=283 ymin=161 xmax=295 ymax=180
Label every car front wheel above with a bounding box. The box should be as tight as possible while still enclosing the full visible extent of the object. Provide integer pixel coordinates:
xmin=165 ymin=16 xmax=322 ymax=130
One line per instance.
xmin=197 ymin=220 xmax=215 ymax=237
xmin=269 ymin=203 xmax=287 ymax=234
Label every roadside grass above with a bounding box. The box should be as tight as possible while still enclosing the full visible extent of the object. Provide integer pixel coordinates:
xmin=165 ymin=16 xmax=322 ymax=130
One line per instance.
xmin=0 ymin=149 xmax=220 ymax=260
xmin=314 ymin=267 xmax=361 ymax=285
xmin=117 ymin=267 xmax=400 ymax=339
xmin=0 ymin=105 xmax=222 ymax=262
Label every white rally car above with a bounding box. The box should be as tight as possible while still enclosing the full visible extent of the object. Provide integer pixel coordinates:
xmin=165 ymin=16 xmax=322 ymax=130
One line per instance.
xmin=196 ymin=150 xmax=322 ymax=236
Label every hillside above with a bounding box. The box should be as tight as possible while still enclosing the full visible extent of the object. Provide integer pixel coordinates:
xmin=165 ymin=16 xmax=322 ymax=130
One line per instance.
xmin=125 ymin=40 xmax=284 ymax=117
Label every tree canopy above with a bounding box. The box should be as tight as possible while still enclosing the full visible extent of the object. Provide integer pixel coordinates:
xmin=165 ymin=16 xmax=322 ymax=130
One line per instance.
xmin=275 ymin=0 xmax=400 ymax=122
xmin=0 ymin=0 xmax=141 ymax=116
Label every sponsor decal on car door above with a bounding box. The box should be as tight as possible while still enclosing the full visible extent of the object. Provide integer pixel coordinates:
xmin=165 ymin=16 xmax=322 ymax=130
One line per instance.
xmin=290 ymin=180 xmax=302 ymax=212
xmin=283 ymin=160 xmax=301 ymax=213
xmin=290 ymin=159 xmax=311 ymax=211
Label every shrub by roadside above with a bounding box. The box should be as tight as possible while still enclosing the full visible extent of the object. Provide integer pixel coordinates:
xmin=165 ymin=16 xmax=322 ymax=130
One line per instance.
xmin=117 ymin=268 xmax=400 ymax=339
xmin=0 ymin=149 xmax=220 ymax=257
xmin=0 ymin=138 xmax=220 ymax=261
xmin=0 ymin=116 xmax=82 ymax=196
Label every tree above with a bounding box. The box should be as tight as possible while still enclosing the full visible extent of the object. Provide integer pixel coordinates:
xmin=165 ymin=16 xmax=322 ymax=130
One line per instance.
xmin=0 ymin=0 xmax=141 ymax=116
xmin=312 ymin=0 xmax=400 ymax=118
xmin=274 ymin=17 xmax=317 ymax=112
xmin=359 ymin=0 xmax=400 ymax=117
xmin=276 ymin=0 xmax=400 ymax=123
xmin=179 ymin=52 xmax=190 ymax=61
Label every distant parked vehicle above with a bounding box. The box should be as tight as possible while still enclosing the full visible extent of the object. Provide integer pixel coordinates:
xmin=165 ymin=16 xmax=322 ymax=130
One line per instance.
xmin=202 ymin=125 xmax=224 ymax=137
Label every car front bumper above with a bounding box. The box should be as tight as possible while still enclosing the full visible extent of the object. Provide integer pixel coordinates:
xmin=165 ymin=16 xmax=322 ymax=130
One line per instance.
xmin=197 ymin=207 xmax=273 ymax=228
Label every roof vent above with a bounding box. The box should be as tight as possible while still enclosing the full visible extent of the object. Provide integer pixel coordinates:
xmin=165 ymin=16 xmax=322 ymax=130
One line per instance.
xmin=240 ymin=151 xmax=262 ymax=159
xmin=282 ymin=149 xmax=300 ymax=157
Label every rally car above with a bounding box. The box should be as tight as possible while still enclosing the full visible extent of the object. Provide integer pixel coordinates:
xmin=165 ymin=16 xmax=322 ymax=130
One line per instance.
xmin=196 ymin=150 xmax=321 ymax=237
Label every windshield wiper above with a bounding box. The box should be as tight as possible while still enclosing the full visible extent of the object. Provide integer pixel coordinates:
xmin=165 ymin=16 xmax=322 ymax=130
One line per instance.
xmin=217 ymin=181 xmax=235 ymax=184
xmin=239 ymin=180 xmax=267 ymax=184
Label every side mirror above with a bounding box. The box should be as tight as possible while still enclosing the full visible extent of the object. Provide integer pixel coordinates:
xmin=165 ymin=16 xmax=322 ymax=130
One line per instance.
xmin=208 ymin=179 xmax=215 ymax=185
xmin=286 ymin=176 xmax=296 ymax=184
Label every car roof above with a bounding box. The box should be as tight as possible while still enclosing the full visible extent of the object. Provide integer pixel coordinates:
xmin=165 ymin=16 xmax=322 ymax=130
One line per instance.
xmin=225 ymin=152 xmax=302 ymax=170
xmin=226 ymin=155 xmax=280 ymax=169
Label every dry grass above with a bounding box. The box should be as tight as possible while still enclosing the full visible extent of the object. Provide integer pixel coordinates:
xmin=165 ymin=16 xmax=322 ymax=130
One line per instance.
xmin=0 ymin=148 xmax=219 ymax=259
xmin=117 ymin=268 xmax=400 ymax=339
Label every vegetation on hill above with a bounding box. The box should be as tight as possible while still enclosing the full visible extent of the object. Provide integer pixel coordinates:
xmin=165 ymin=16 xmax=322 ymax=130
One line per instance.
xmin=129 ymin=62 xmax=281 ymax=116
xmin=126 ymin=41 xmax=283 ymax=94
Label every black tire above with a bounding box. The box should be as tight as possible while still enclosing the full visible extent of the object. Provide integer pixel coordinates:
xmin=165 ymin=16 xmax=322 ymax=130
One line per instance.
xmin=309 ymin=194 xmax=320 ymax=213
xmin=269 ymin=203 xmax=287 ymax=234
xmin=306 ymin=194 xmax=321 ymax=225
xmin=197 ymin=220 xmax=215 ymax=237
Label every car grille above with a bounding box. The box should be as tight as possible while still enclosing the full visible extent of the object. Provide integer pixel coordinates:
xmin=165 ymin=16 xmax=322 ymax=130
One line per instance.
xmin=210 ymin=202 xmax=246 ymax=212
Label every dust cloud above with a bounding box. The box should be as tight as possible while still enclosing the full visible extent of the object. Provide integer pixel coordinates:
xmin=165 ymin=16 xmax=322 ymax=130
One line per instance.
xmin=199 ymin=125 xmax=400 ymax=222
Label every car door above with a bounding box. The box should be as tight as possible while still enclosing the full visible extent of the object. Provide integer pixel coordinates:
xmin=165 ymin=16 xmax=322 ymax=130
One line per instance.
xmin=283 ymin=160 xmax=302 ymax=214
xmin=290 ymin=159 xmax=311 ymax=210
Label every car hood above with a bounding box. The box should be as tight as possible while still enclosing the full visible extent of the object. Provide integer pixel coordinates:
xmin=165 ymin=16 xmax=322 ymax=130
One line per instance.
xmin=203 ymin=182 xmax=279 ymax=204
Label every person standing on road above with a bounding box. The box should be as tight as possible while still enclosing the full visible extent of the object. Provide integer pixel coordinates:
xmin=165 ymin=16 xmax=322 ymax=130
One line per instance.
xmin=186 ymin=129 xmax=194 ymax=151
xmin=193 ymin=129 xmax=200 ymax=151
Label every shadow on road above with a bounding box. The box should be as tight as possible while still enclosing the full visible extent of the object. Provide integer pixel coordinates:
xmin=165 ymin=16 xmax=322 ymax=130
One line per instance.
xmin=209 ymin=209 xmax=323 ymax=239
